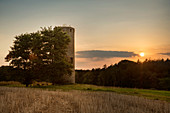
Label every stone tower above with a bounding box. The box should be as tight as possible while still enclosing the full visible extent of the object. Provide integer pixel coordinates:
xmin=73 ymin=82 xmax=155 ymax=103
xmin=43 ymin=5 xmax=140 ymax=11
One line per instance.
xmin=59 ymin=26 xmax=75 ymax=83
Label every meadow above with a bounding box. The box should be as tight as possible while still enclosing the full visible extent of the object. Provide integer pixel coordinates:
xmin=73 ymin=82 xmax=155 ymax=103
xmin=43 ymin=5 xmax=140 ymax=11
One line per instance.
xmin=0 ymin=81 xmax=170 ymax=102
xmin=0 ymin=85 xmax=170 ymax=113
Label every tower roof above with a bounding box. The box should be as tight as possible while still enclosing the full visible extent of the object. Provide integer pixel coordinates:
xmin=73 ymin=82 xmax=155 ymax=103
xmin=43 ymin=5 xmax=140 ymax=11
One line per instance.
xmin=57 ymin=25 xmax=74 ymax=29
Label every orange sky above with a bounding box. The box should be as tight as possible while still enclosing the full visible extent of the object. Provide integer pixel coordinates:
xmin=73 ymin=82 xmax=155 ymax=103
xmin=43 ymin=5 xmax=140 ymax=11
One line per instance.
xmin=0 ymin=0 xmax=170 ymax=69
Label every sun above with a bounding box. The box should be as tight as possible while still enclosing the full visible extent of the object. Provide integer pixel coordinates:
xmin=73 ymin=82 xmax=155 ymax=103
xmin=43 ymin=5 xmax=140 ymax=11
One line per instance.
xmin=140 ymin=52 xmax=145 ymax=57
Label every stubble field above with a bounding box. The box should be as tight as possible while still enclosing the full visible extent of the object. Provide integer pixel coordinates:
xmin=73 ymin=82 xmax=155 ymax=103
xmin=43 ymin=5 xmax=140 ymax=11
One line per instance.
xmin=0 ymin=87 xmax=170 ymax=113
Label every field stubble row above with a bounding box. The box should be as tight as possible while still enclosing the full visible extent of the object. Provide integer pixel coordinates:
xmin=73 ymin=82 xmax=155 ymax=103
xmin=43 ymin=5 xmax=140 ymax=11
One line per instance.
xmin=0 ymin=87 xmax=170 ymax=113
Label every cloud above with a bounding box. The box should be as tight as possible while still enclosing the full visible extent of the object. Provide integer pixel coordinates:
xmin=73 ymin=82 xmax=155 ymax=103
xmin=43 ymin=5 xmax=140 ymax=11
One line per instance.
xmin=76 ymin=50 xmax=138 ymax=58
xmin=159 ymin=52 xmax=170 ymax=56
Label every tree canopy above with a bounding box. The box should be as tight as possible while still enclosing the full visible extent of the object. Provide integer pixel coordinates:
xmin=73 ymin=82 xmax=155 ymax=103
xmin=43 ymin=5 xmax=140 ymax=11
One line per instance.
xmin=5 ymin=27 xmax=73 ymax=86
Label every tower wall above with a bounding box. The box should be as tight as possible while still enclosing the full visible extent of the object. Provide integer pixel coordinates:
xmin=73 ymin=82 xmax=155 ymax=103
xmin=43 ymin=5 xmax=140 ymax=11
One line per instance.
xmin=59 ymin=26 xmax=75 ymax=83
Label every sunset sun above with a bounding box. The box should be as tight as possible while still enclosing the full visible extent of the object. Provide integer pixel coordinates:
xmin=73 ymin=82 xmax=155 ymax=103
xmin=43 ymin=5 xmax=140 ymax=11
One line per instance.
xmin=140 ymin=52 xmax=145 ymax=57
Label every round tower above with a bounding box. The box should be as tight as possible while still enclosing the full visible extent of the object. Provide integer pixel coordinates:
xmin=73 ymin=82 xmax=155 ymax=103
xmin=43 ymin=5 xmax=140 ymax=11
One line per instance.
xmin=59 ymin=26 xmax=75 ymax=83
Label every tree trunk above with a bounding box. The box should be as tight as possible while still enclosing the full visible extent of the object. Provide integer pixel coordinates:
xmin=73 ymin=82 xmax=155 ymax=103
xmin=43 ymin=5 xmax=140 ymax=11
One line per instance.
xmin=26 ymin=84 xmax=29 ymax=87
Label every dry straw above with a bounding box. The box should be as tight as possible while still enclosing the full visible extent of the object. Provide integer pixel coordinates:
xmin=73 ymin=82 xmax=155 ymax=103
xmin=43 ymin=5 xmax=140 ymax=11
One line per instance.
xmin=0 ymin=87 xmax=169 ymax=113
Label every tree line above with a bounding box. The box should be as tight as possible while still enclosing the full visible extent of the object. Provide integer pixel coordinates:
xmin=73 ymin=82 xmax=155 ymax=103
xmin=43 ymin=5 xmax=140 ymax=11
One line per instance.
xmin=0 ymin=27 xmax=73 ymax=86
xmin=76 ymin=59 xmax=170 ymax=90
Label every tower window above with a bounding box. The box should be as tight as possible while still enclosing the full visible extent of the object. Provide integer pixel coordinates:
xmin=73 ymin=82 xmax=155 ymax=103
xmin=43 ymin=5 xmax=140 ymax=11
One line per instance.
xmin=70 ymin=29 xmax=72 ymax=32
xmin=70 ymin=57 xmax=73 ymax=63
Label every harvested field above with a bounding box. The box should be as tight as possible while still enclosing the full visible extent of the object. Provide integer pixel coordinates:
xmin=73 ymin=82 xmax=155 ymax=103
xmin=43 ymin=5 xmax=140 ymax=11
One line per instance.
xmin=0 ymin=87 xmax=169 ymax=113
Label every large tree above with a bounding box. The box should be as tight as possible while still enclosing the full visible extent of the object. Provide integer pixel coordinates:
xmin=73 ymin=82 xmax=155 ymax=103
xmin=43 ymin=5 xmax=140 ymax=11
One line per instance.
xmin=5 ymin=27 xmax=72 ymax=86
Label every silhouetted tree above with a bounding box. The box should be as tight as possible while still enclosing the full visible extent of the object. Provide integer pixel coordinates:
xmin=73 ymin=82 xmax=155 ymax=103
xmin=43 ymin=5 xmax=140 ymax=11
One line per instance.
xmin=5 ymin=27 xmax=72 ymax=86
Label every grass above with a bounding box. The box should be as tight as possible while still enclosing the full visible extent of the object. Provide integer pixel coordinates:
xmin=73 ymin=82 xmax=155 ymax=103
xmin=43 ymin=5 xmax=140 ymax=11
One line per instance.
xmin=1 ymin=81 xmax=170 ymax=102
xmin=0 ymin=81 xmax=23 ymax=86
xmin=32 ymin=84 xmax=170 ymax=102
xmin=0 ymin=86 xmax=170 ymax=113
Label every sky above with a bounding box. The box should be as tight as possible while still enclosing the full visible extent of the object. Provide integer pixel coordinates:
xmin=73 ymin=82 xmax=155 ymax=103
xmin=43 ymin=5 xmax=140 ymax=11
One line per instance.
xmin=0 ymin=0 xmax=170 ymax=69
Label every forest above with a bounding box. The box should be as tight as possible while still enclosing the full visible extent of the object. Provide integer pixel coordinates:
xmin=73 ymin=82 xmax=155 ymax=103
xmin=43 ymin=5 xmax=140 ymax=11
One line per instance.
xmin=76 ymin=59 xmax=170 ymax=90
xmin=0 ymin=59 xmax=170 ymax=90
